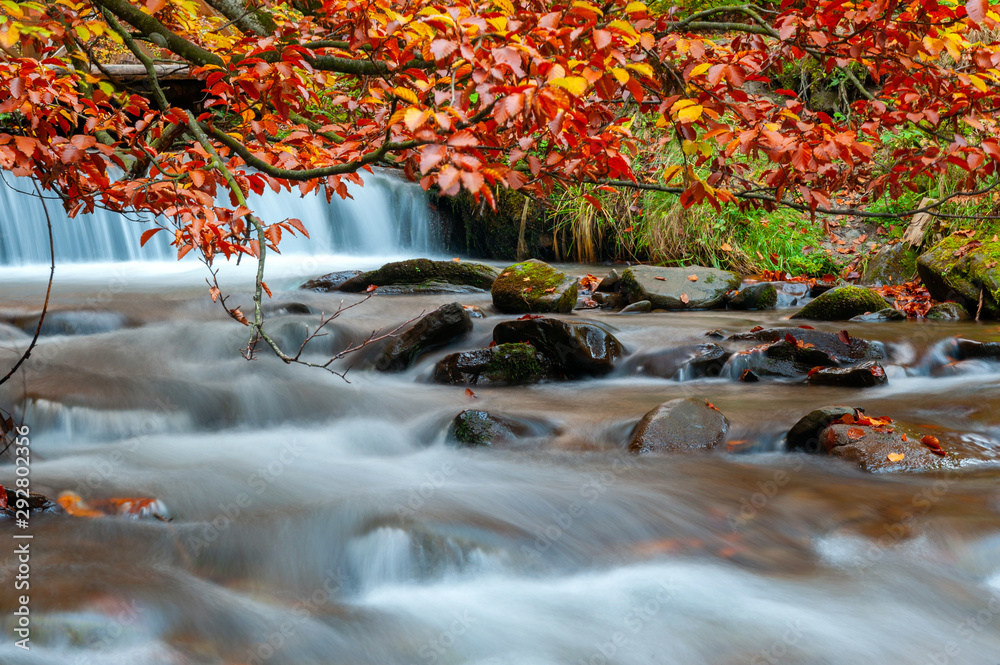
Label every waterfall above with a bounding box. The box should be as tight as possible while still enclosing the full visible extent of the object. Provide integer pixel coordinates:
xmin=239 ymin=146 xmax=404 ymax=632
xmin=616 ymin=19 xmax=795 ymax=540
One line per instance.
xmin=0 ymin=170 xmax=441 ymax=265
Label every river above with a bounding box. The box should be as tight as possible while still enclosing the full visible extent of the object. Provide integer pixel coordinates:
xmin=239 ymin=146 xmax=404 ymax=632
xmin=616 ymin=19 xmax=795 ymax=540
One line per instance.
xmin=2 ymin=177 xmax=1000 ymax=665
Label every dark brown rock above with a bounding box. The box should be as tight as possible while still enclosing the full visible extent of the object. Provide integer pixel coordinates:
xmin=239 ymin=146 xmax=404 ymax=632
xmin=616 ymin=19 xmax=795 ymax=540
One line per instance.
xmin=805 ymin=361 xmax=888 ymax=388
xmin=492 ymin=317 xmax=625 ymax=376
xmin=627 ymin=398 xmax=730 ymax=454
xmin=376 ymin=303 xmax=473 ymax=372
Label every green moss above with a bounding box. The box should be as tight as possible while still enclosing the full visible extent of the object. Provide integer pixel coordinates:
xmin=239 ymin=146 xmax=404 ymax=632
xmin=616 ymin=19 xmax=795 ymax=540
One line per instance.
xmin=485 ymin=343 xmax=545 ymax=383
xmin=491 ymin=259 xmax=578 ymax=313
xmin=791 ymin=286 xmax=889 ymax=320
xmin=917 ymin=232 xmax=1000 ymax=317
xmin=341 ymin=259 xmax=499 ymax=291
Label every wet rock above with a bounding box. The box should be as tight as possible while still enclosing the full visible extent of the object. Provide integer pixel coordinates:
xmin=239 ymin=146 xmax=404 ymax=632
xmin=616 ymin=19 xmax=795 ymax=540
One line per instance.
xmin=369 ymin=282 xmax=488 ymax=295
xmin=492 ymin=317 xmax=624 ymax=376
xmin=849 ymin=308 xmax=906 ymax=322
xmin=433 ymin=343 xmax=552 ymax=386
xmin=861 ymin=243 xmax=919 ymax=285
xmin=805 ymin=361 xmax=888 ymax=387
xmin=1 ymin=488 xmax=55 ymax=517
xmin=926 ymin=302 xmax=970 ymax=321
xmin=446 ymin=410 xmax=551 ymax=447
xmin=727 ymin=327 xmax=885 ymax=362
xmin=738 ymin=369 xmax=760 ymax=382
xmin=263 ymin=302 xmax=313 ymax=316
xmin=776 ymin=281 xmax=810 ymax=308
xmin=338 ymin=259 xmax=499 ymax=292
xmin=727 ymin=283 xmax=778 ymax=310
xmin=729 ymin=338 xmax=839 ymax=378
xmin=464 ymin=305 xmax=486 ymax=319
xmin=947 ymin=338 xmax=1000 ymax=361
xmin=786 ymin=406 xmax=860 ymax=452
xmin=376 ymin=303 xmax=473 ymax=372
xmin=705 ymin=329 xmax=726 ymax=339
xmin=300 ymin=270 xmax=363 ymax=291
xmin=594 ymin=292 xmax=627 ymax=310
xmin=619 ymin=265 xmax=741 ymax=310
xmin=627 ymin=398 xmax=730 ymax=454
xmin=820 ymin=424 xmax=946 ymax=472
xmin=917 ymin=233 xmax=1000 ymax=318
xmin=625 ymin=343 xmax=731 ymax=380
xmin=620 ymin=300 xmax=651 ymax=313
xmin=597 ymin=269 xmax=622 ymax=292
xmin=491 ymin=259 xmax=578 ymax=314
xmin=791 ymin=286 xmax=892 ymax=320
xmin=8 ymin=310 xmax=130 ymax=336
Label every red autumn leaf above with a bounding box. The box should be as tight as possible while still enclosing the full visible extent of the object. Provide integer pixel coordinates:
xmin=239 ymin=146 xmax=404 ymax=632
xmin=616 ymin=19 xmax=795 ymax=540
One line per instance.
xmin=921 ymin=435 xmax=942 ymax=449
xmin=465 ymin=388 xmax=477 ymax=399
xmin=967 ymin=0 xmax=988 ymax=22
xmin=518 ymin=314 xmax=544 ymax=320
xmin=749 ymin=326 xmax=764 ymax=332
xmin=837 ymin=330 xmax=851 ymax=345
xmin=847 ymin=427 xmax=866 ymax=440
xmin=366 ymin=284 xmax=378 ymax=292
xmin=140 ymin=227 xmax=162 ymax=247
xmin=654 ymin=276 xmax=666 ymax=281
xmin=0 ymin=484 xmax=7 ymax=511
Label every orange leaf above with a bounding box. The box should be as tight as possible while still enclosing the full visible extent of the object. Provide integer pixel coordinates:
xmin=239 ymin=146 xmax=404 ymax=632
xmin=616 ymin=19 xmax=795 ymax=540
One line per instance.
xmin=720 ymin=243 xmax=732 ymax=252
xmin=654 ymin=276 xmax=666 ymax=281
xmin=366 ymin=284 xmax=378 ymax=293
xmin=887 ymin=453 xmax=905 ymax=462
xmin=921 ymin=435 xmax=941 ymax=449
xmin=140 ymin=227 xmax=162 ymax=247
xmin=209 ymin=286 xmax=221 ymax=302
xmin=261 ymin=281 xmax=273 ymax=298
xmin=465 ymin=388 xmax=477 ymax=399
xmin=847 ymin=427 xmax=866 ymax=440
xmin=680 ymin=293 xmax=690 ymax=304
xmin=688 ymin=274 xmax=698 ymax=281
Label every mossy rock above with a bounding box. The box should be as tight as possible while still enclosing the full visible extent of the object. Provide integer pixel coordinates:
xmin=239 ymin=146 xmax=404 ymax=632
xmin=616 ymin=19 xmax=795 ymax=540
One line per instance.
xmin=447 ymin=410 xmax=518 ymax=447
xmin=727 ymin=283 xmax=778 ymax=310
xmin=916 ymin=233 xmax=1000 ymax=319
xmin=338 ymin=259 xmax=499 ymax=292
xmin=790 ymin=286 xmax=891 ymax=321
xmin=433 ymin=343 xmax=553 ymax=385
xmin=491 ymin=259 xmax=578 ymax=314
xmin=861 ymin=243 xmax=919 ymax=286
xmin=926 ymin=302 xmax=970 ymax=320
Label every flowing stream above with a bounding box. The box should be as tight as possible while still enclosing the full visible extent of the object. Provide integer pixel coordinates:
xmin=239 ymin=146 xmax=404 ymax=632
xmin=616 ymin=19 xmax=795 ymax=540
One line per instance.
xmin=2 ymin=177 xmax=1000 ymax=665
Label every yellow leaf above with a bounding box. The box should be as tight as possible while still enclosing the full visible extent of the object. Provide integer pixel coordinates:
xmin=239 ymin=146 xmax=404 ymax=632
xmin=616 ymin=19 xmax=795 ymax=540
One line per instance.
xmin=0 ymin=0 xmax=24 ymax=18
xmin=0 ymin=22 xmax=20 ymax=49
xmin=486 ymin=16 xmax=507 ymax=32
xmin=610 ymin=67 xmax=630 ymax=84
xmin=624 ymin=2 xmax=646 ymax=12
xmin=403 ymin=107 xmax=429 ymax=131
xmin=392 ymin=87 xmax=419 ymax=104
xmin=549 ymin=76 xmax=589 ymax=96
xmin=676 ymin=103 xmax=703 ymax=123
xmin=626 ymin=62 xmax=654 ymax=78
xmin=689 ymin=63 xmax=711 ymax=78
xmin=571 ymin=1 xmax=603 ymax=17
xmin=607 ymin=20 xmax=638 ymax=37
xmin=662 ymin=164 xmax=681 ymax=183
xmin=969 ymin=74 xmax=988 ymax=92
xmin=494 ymin=0 xmax=515 ymax=14
xmin=887 ymin=453 xmax=905 ymax=462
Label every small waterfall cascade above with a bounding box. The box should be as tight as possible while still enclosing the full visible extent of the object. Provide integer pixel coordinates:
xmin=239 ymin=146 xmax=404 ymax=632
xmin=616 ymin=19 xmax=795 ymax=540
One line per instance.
xmin=0 ymin=170 xmax=441 ymax=265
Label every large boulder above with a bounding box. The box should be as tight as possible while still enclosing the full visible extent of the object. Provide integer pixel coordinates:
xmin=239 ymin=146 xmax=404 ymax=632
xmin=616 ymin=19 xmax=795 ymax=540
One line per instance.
xmin=805 ymin=361 xmax=888 ymax=388
xmin=492 ymin=317 xmax=625 ymax=376
xmin=491 ymin=260 xmax=578 ymax=314
xmin=619 ymin=266 xmax=741 ymax=310
xmin=433 ymin=343 xmax=552 ymax=386
xmin=790 ymin=286 xmax=891 ymax=320
xmin=917 ymin=233 xmax=1000 ymax=318
xmin=300 ymin=270 xmax=363 ymax=291
xmin=727 ymin=327 xmax=885 ymax=362
xmin=727 ymin=283 xmax=778 ymax=310
xmin=338 ymin=259 xmax=499 ymax=293
xmin=861 ymin=243 xmax=919 ymax=285
xmin=376 ymin=303 xmax=473 ymax=372
xmin=627 ymin=398 xmax=730 ymax=454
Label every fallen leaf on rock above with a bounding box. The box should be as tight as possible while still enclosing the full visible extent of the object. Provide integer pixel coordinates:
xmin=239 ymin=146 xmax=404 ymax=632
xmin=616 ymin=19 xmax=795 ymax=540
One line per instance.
xmin=680 ymin=293 xmax=690 ymax=304
xmin=837 ymin=330 xmax=851 ymax=345
xmin=847 ymin=427 xmax=866 ymax=440
xmin=465 ymin=388 xmax=477 ymax=399
xmin=921 ymin=435 xmax=941 ymax=449
xmin=577 ymin=298 xmax=599 ymax=309
xmin=517 ymin=314 xmax=544 ymax=320
xmin=688 ymin=274 xmax=698 ymax=281
xmin=887 ymin=453 xmax=905 ymax=462
xmin=366 ymin=284 xmax=378 ymax=293
xmin=654 ymin=276 xmax=666 ymax=281
xmin=452 ymin=257 xmax=461 ymax=262
xmin=544 ymin=287 xmax=556 ymax=293
xmin=749 ymin=325 xmax=764 ymax=332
